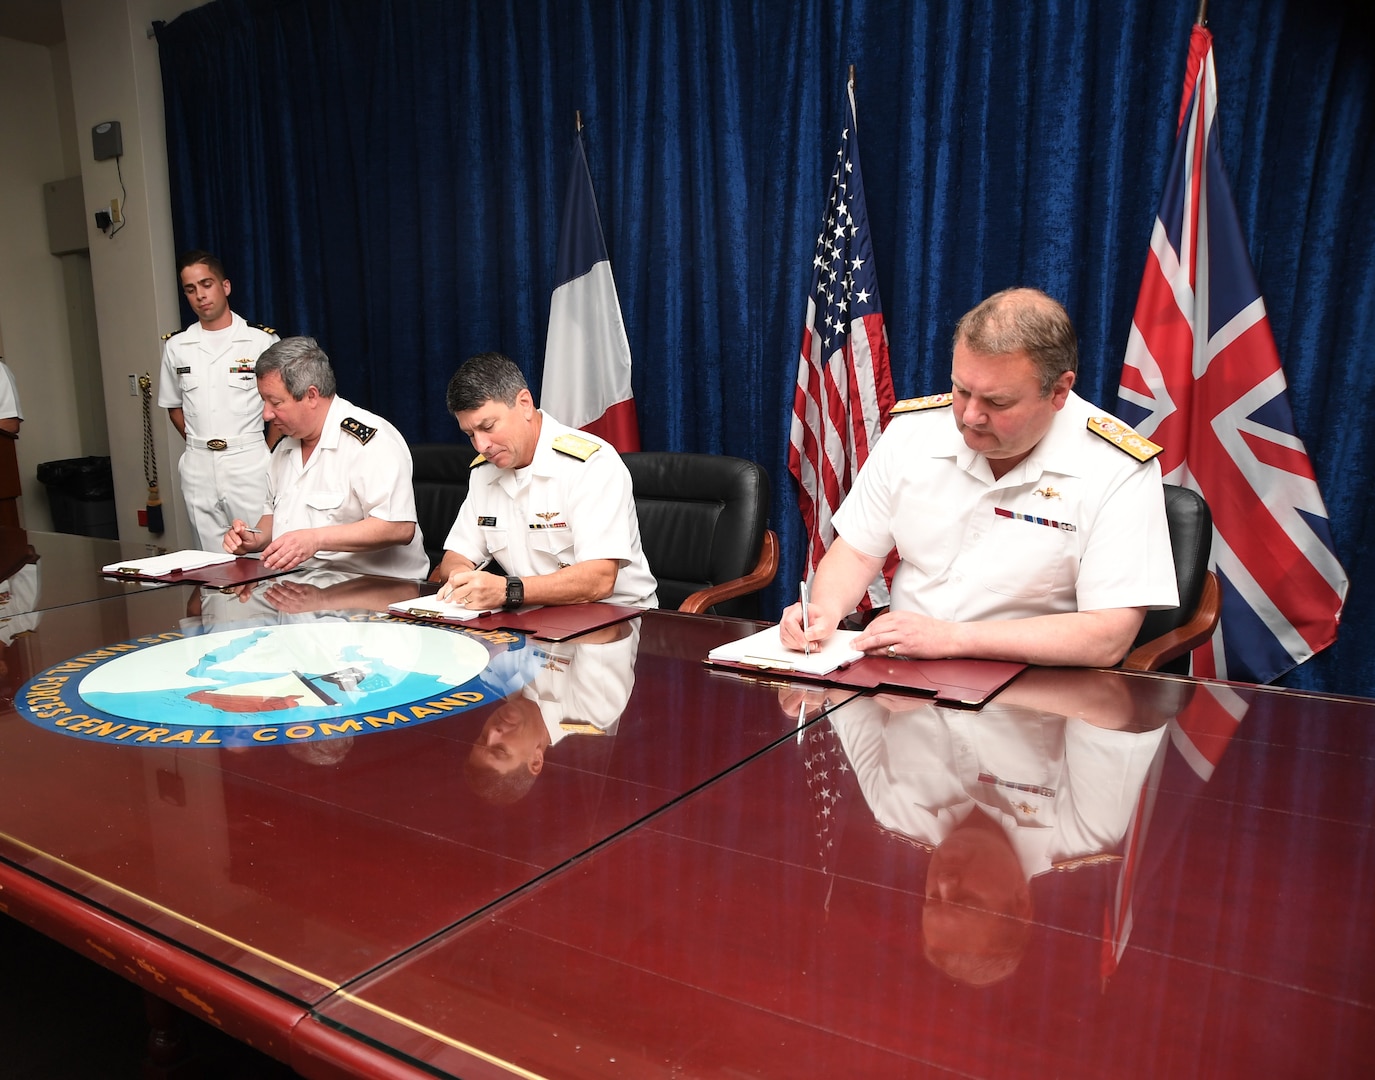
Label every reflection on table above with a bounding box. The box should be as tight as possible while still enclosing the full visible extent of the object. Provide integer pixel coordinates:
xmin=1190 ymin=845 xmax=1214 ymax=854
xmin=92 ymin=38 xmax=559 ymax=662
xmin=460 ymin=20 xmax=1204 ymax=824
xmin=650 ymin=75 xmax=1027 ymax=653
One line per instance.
xmin=310 ymin=667 xmax=1371 ymax=1079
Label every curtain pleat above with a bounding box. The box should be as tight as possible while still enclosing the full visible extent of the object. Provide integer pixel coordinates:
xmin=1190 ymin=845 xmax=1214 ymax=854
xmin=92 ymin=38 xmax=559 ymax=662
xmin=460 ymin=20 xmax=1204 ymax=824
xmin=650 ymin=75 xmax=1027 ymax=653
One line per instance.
xmin=155 ymin=0 xmax=1374 ymax=697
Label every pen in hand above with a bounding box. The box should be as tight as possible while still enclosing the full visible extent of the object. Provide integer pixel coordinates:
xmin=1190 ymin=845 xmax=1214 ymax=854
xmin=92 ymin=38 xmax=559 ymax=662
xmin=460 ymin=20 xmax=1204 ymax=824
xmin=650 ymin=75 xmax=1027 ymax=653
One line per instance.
xmin=799 ymin=580 xmax=812 ymax=656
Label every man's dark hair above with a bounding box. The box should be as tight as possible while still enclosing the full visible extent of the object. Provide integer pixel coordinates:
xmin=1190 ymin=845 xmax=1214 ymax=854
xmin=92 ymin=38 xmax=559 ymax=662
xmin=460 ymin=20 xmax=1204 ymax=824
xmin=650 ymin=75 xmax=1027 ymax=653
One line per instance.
xmin=953 ymin=287 xmax=1078 ymax=395
xmin=176 ymin=249 xmax=226 ymax=280
xmin=446 ymin=352 xmax=529 ymax=414
xmin=255 ymin=336 xmax=337 ymax=399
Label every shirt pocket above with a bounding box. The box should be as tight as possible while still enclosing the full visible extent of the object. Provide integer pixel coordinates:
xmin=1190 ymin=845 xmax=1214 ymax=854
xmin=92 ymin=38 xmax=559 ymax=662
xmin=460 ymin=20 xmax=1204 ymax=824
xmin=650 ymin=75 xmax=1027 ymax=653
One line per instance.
xmin=304 ymin=490 xmax=346 ymax=523
xmin=530 ymin=522 xmax=575 ymax=563
xmin=226 ymin=369 xmax=259 ymax=392
xmin=978 ymin=513 xmax=1076 ymax=600
xmin=479 ymin=526 xmax=510 ymax=560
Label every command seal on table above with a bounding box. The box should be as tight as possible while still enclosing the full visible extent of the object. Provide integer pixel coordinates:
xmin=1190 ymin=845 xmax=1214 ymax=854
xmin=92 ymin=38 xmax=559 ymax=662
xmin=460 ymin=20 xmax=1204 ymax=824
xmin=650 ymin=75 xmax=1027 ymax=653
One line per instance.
xmin=15 ymin=616 xmax=527 ymax=748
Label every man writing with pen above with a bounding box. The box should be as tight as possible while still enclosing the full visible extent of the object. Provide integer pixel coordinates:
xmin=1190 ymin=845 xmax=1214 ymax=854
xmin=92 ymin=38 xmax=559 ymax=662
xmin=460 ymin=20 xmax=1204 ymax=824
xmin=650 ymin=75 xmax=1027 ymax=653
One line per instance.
xmin=781 ymin=288 xmax=1178 ymax=668
xmin=223 ymin=336 xmax=429 ymax=579
xmin=432 ymin=352 xmax=657 ymax=612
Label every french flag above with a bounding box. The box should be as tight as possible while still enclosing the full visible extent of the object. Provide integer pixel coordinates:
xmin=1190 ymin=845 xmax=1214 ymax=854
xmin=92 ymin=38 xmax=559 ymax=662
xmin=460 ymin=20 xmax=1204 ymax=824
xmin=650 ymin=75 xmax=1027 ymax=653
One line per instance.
xmin=541 ymin=129 xmax=640 ymax=452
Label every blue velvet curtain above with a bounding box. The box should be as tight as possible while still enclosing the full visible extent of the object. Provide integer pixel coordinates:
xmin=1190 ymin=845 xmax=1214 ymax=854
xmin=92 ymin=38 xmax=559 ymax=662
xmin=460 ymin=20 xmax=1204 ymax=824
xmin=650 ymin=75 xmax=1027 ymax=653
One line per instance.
xmin=155 ymin=0 xmax=1373 ymax=697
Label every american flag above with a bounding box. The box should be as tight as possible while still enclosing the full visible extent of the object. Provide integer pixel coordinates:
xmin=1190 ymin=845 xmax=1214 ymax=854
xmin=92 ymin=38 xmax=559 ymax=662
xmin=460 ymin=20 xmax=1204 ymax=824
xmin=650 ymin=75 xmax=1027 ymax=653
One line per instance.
xmin=1115 ymin=26 xmax=1347 ymax=684
xmin=788 ymin=76 xmax=896 ymax=589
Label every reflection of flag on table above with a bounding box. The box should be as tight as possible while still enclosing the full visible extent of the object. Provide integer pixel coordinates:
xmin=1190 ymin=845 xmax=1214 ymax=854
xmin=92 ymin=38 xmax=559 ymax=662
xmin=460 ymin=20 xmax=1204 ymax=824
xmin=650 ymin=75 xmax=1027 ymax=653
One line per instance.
xmin=1101 ymin=682 xmax=1248 ymax=982
xmin=541 ymin=130 xmax=640 ymax=452
xmin=1116 ymin=26 xmax=1346 ymax=684
xmin=788 ymin=77 xmax=896 ymax=590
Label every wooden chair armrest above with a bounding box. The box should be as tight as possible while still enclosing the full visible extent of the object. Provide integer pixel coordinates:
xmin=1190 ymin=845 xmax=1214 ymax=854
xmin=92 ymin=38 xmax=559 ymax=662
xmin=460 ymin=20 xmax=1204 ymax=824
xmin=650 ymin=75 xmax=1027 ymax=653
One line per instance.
xmin=679 ymin=530 xmax=780 ymax=615
xmin=1121 ymin=571 xmax=1222 ymax=672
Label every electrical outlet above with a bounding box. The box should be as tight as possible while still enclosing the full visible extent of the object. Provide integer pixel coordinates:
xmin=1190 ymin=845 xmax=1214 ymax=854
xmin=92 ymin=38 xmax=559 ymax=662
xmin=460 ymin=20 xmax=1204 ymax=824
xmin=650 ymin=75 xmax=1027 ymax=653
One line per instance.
xmin=128 ymin=374 xmax=137 ymax=396
xmin=109 ymin=198 xmax=122 ymax=224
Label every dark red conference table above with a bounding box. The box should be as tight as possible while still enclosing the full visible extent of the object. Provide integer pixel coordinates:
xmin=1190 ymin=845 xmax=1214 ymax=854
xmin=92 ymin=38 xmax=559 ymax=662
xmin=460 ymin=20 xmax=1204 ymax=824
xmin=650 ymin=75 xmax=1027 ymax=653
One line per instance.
xmin=1 ymin=530 xmax=1373 ymax=1077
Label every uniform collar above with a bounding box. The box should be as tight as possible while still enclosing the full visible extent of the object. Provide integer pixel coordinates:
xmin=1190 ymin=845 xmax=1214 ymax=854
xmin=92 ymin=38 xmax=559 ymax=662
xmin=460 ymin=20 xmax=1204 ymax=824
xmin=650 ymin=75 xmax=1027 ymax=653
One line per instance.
xmin=315 ymin=394 xmax=347 ymax=452
xmin=185 ymin=310 xmax=249 ymax=342
xmin=947 ymin=390 xmax=1090 ymax=485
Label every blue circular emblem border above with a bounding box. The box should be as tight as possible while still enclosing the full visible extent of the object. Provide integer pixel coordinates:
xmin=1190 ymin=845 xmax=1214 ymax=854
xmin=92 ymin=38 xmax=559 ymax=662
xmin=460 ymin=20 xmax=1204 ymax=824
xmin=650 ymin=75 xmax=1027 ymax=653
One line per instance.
xmin=15 ymin=614 xmax=526 ymax=749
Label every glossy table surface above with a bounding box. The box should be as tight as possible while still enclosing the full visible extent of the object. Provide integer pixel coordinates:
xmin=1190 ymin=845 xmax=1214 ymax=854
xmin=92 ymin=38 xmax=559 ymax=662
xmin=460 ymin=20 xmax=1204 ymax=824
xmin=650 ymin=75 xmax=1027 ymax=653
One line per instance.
xmin=1 ymin=533 xmax=1373 ymax=1078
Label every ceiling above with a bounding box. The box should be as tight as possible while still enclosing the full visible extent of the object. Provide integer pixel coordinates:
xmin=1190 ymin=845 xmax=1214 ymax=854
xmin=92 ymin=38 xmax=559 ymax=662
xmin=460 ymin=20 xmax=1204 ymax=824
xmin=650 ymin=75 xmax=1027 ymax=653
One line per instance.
xmin=0 ymin=0 xmax=66 ymax=47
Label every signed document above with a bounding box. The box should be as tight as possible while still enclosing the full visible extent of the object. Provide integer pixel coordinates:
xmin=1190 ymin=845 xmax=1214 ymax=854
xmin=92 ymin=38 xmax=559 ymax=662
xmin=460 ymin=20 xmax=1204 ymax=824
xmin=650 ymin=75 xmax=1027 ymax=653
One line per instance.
xmin=707 ymin=625 xmax=865 ymax=676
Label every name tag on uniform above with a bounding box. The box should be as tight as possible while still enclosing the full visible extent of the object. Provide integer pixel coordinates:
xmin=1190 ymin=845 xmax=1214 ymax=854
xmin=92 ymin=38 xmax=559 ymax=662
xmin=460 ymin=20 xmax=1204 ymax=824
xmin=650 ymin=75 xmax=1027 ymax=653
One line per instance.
xmin=477 ymin=516 xmax=497 ymax=527
xmin=176 ymin=366 xmax=191 ymax=375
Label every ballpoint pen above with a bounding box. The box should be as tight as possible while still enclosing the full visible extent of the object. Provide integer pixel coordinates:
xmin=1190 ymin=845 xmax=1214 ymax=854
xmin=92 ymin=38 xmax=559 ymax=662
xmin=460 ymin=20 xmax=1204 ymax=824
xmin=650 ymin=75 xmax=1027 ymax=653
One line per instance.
xmin=799 ymin=579 xmax=812 ymax=656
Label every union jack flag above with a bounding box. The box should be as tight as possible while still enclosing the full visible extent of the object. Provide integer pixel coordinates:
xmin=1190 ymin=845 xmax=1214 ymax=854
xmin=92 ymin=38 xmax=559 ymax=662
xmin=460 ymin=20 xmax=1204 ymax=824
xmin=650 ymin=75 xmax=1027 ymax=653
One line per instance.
xmin=1115 ymin=26 xmax=1347 ymax=684
xmin=788 ymin=76 xmax=896 ymax=593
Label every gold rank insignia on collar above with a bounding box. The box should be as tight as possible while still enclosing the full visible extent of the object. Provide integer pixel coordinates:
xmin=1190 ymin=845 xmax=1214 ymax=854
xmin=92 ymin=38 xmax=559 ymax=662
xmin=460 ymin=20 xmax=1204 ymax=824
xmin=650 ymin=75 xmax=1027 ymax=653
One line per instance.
xmin=340 ymin=417 xmax=377 ymax=444
xmin=1087 ymin=416 xmax=1163 ymax=462
xmin=552 ymin=432 xmax=602 ymax=460
xmin=890 ymin=393 xmax=953 ymax=414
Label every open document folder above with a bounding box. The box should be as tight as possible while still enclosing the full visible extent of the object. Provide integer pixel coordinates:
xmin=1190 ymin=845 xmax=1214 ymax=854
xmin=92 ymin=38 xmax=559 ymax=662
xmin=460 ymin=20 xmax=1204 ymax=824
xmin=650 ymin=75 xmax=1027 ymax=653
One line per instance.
xmin=388 ymin=596 xmax=488 ymax=621
xmin=706 ymin=625 xmax=865 ymax=676
xmin=705 ymin=624 xmax=1026 ymax=708
xmin=101 ymin=550 xmax=235 ymax=577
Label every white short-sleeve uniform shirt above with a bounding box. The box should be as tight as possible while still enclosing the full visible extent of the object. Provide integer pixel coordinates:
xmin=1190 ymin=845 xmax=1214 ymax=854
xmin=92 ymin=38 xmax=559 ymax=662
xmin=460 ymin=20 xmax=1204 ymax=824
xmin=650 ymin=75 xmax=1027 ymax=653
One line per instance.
xmin=832 ymin=391 xmax=1178 ymax=620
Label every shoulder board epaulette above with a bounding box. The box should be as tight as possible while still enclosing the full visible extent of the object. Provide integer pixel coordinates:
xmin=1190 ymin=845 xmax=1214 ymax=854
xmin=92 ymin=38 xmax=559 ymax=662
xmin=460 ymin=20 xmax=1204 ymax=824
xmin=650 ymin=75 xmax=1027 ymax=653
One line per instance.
xmin=1086 ymin=416 xmax=1162 ymax=462
xmin=560 ymin=719 xmax=610 ymax=735
xmin=890 ymin=393 xmax=953 ymax=415
xmin=340 ymin=417 xmax=377 ymax=445
xmin=249 ymin=322 xmax=277 ymax=335
xmin=470 ymin=453 xmax=489 ymax=468
xmin=551 ymin=432 xmax=602 ymax=461
xmin=160 ymin=329 xmax=184 ymax=341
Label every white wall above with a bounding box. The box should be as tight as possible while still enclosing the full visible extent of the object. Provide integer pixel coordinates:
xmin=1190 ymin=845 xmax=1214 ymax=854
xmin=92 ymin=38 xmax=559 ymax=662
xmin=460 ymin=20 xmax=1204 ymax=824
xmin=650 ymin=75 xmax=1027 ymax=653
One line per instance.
xmin=0 ymin=35 xmax=87 ymax=531
xmin=62 ymin=0 xmax=207 ymax=547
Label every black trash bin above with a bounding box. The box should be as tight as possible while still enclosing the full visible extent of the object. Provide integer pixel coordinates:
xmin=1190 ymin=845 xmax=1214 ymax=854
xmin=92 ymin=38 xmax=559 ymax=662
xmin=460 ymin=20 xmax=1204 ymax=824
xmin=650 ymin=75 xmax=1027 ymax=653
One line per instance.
xmin=37 ymin=456 xmax=118 ymax=539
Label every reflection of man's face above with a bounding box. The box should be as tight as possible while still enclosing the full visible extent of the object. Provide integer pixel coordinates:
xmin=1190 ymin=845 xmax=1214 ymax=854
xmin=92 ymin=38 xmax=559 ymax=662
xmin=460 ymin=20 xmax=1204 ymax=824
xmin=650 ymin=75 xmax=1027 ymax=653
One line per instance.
xmin=923 ymin=816 xmax=1032 ymax=986
xmin=470 ymin=698 xmax=548 ymax=778
xmin=464 ymin=697 xmax=550 ymax=806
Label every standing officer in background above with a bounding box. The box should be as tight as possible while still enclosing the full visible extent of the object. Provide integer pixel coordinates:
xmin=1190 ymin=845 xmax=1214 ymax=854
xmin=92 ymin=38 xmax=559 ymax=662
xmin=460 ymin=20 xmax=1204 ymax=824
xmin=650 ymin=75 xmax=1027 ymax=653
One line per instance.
xmin=158 ymin=250 xmax=277 ymax=549
xmin=223 ymin=336 xmax=428 ymax=580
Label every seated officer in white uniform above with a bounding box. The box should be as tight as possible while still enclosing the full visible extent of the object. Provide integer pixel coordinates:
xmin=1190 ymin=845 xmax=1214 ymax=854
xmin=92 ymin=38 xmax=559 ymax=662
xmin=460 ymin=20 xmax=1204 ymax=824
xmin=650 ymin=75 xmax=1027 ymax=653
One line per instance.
xmin=223 ymin=336 xmax=428 ymax=579
xmin=434 ymin=352 xmax=657 ymax=612
xmin=782 ymin=287 xmax=1177 ymax=667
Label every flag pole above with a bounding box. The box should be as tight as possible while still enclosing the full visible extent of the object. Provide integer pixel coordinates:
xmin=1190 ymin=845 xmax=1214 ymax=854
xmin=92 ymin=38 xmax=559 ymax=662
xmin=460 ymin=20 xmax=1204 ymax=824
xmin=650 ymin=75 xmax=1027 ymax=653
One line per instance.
xmin=575 ymin=109 xmax=582 ymax=133
xmin=1195 ymin=0 xmax=1208 ymax=24
xmin=848 ymin=64 xmax=855 ymax=93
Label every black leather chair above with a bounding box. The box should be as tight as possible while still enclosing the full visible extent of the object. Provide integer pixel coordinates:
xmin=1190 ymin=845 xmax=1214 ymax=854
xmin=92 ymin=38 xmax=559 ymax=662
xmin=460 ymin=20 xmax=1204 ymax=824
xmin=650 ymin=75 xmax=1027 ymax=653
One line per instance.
xmin=1122 ymin=483 xmax=1221 ymax=673
xmin=621 ymin=452 xmax=779 ymax=618
xmin=410 ymin=443 xmax=473 ymax=574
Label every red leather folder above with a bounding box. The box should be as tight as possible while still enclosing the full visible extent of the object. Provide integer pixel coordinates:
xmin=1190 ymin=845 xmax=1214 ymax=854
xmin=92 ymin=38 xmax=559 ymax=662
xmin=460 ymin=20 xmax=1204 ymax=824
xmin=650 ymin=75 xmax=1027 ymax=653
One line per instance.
xmin=704 ymin=652 xmax=1025 ymax=708
xmin=392 ymin=601 xmax=644 ymax=643
xmin=101 ymin=556 xmax=292 ymax=588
